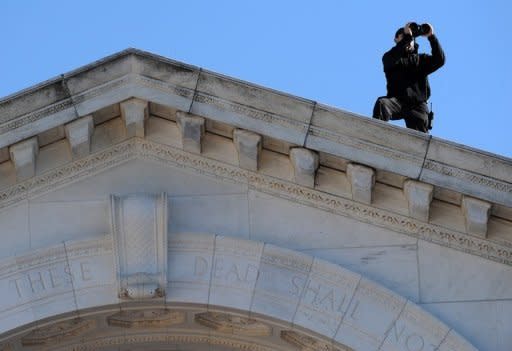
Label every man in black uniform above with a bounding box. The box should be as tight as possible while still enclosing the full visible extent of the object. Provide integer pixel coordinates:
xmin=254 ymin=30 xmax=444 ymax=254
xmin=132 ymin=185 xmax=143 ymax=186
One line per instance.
xmin=373 ymin=22 xmax=445 ymax=132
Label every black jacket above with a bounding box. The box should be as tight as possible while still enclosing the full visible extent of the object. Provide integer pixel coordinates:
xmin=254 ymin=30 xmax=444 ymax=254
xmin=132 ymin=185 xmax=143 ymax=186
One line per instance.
xmin=383 ymin=34 xmax=445 ymax=104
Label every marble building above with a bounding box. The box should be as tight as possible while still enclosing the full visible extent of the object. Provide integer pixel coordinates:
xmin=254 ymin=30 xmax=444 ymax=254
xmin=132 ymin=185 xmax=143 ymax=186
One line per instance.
xmin=0 ymin=49 xmax=510 ymax=350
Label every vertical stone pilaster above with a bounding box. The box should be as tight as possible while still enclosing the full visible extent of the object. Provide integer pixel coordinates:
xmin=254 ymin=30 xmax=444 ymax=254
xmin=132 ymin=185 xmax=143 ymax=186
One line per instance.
xmin=462 ymin=196 xmax=491 ymax=238
xmin=233 ymin=129 xmax=262 ymax=171
xmin=9 ymin=137 xmax=39 ymax=181
xmin=110 ymin=193 xmax=168 ymax=299
xmin=289 ymin=148 xmax=319 ymax=188
xmin=65 ymin=115 xmax=94 ymax=159
xmin=404 ymin=180 xmax=434 ymax=221
xmin=176 ymin=111 xmax=205 ymax=154
xmin=120 ymin=98 xmax=148 ymax=138
xmin=347 ymin=163 xmax=375 ymax=205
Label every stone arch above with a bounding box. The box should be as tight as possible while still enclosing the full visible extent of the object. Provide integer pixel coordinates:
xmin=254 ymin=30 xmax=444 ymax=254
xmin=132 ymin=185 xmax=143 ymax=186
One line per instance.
xmin=0 ymin=232 xmax=476 ymax=350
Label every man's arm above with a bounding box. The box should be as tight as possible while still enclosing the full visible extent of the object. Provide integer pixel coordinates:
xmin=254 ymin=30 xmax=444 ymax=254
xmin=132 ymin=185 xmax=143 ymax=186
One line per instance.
xmin=421 ymin=24 xmax=446 ymax=74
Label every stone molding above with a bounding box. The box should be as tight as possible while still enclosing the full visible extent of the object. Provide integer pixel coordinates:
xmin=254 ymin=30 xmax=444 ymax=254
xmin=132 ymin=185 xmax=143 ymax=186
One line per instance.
xmin=110 ymin=193 xmax=168 ymax=299
xmin=1 ymin=49 xmax=510 ymax=209
xmin=20 ymin=318 xmax=95 ymax=346
xmin=0 ymin=233 xmax=478 ymax=351
xmin=0 ymin=138 xmax=510 ymax=267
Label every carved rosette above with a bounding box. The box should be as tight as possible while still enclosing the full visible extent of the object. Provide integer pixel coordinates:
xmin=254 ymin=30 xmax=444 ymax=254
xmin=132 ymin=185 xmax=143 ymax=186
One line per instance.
xmin=21 ymin=318 xmax=95 ymax=346
xmin=110 ymin=193 xmax=168 ymax=299
xmin=280 ymin=330 xmax=352 ymax=351
xmin=107 ymin=309 xmax=185 ymax=328
xmin=195 ymin=312 xmax=271 ymax=336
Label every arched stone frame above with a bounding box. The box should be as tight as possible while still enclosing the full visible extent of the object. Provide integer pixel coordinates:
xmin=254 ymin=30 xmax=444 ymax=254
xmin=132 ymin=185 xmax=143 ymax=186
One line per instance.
xmin=0 ymin=233 xmax=477 ymax=351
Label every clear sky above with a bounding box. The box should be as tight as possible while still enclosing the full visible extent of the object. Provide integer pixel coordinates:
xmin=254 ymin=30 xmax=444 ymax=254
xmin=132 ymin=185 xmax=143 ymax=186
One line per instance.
xmin=1 ymin=0 xmax=510 ymax=158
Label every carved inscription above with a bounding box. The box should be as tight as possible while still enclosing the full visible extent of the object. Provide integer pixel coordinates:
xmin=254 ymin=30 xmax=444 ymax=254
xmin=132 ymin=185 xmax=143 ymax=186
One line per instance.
xmin=387 ymin=322 xmax=439 ymax=351
xmin=194 ymin=256 xmax=259 ymax=285
xmin=9 ymin=261 xmax=92 ymax=299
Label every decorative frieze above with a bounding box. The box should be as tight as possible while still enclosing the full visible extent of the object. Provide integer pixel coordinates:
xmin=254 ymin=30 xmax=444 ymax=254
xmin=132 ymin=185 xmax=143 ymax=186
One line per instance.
xmin=176 ymin=111 xmax=205 ymax=154
xmin=64 ymin=115 xmax=94 ymax=159
xmin=290 ymin=147 xmax=319 ymax=188
xmin=110 ymin=193 xmax=168 ymax=299
xmin=107 ymin=309 xmax=185 ymax=328
xmin=347 ymin=163 xmax=375 ymax=205
xmin=194 ymin=312 xmax=271 ymax=336
xmin=404 ymin=180 xmax=434 ymax=222
xmin=462 ymin=196 xmax=492 ymax=238
xmin=21 ymin=318 xmax=95 ymax=346
xmin=233 ymin=129 xmax=262 ymax=171
xmin=281 ymin=330 xmax=351 ymax=351
xmin=120 ymin=98 xmax=148 ymax=138
xmin=8 ymin=137 xmax=38 ymax=181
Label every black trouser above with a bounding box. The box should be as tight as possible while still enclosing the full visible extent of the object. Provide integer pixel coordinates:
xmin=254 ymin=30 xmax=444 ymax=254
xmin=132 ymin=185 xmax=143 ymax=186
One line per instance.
xmin=372 ymin=96 xmax=429 ymax=133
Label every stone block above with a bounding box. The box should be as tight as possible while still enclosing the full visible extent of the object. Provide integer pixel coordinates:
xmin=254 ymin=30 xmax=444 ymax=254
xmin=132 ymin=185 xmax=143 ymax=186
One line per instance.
xmin=289 ymin=148 xmax=319 ymax=188
xmin=233 ymin=129 xmax=262 ymax=171
xmin=250 ymin=244 xmax=313 ymax=323
xmin=120 ymin=98 xmax=148 ymax=138
xmin=380 ymin=301 xmax=449 ymax=351
xmin=167 ymin=232 xmax=215 ymax=305
xmin=176 ymin=111 xmax=205 ymax=154
xmin=192 ymin=70 xmax=314 ymax=146
xmin=437 ymin=329 xmax=478 ymax=351
xmin=293 ymin=258 xmax=360 ymax=338
xmin=64 ymin=115 xmax=94 ymax=159
xmin=9 ymin=137 xmax=39 ymax=181
xmin=346 ymin=163 xmax=375 ymax=204
xmin=208 ymin=236 xmax=264 ymax=311
xmin=334 ymin=278 xmax=406 ymax=351
xmin=418 ymin=240 xmax=512 ymax=302
xmin=168 ymin=194 xmax=249 ymax=238
xmin=462 ymin=196 xmax=491 ymax=238
xmin=403 ymin=180 xmax=434 ymax=221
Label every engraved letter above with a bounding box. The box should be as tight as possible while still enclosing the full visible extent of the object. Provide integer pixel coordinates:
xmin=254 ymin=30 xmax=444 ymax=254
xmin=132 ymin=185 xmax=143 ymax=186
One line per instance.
xmin=28 ymin=272 xmax=46 ymax=293
xmin=194 ymin=256 xmax=208 ymax=276
xmin=291 ymin=276 xmax=305 ymax=296
xmin=80 ymin=262 xmax=93 ymax=281
xmin=406 ymin=334 xmax=425 ymax=351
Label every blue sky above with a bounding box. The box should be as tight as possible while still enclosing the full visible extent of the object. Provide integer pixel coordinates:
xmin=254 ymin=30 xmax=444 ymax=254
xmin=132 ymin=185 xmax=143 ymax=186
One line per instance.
xmin=1 ymin=0 xmax=510 ymax=157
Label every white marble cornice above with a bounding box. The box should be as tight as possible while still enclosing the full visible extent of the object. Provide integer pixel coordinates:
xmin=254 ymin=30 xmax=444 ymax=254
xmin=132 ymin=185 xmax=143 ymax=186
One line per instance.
xmin=1 ymin=49 xmax=510 ymax=211
xmin=0 ymin=137 xmax=510 ymax=268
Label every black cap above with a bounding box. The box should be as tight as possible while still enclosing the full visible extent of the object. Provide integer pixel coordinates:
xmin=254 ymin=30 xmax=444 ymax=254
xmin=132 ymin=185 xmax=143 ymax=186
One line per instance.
xmin=395 ymin=27 xmax=405 ymax=38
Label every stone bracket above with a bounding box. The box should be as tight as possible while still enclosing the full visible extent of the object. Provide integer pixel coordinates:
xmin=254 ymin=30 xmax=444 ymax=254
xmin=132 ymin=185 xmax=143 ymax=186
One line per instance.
xmin=404 ymin=180 xmax=434 ymax=221
xmin=9 ymin=137 xmax=39 ymax=181
xmin=233 ymin=129 xmax=262 ymax=171
xmin=347 ymin=163 xmax=375 ymax=205
xmin=110 ymin=193 xmax=168 ymax=299
xmin=120 ymin=98 xmax=148 ymax=138
xmin=462 ymin=196 xmax=491 ymax=238
xmin=290 ymin=147 xmax=319 ymax=188
xmin=176 ymin=111 xmax=205 ymax=154
xmin=65 ymin=115 xmax=94 ymax=159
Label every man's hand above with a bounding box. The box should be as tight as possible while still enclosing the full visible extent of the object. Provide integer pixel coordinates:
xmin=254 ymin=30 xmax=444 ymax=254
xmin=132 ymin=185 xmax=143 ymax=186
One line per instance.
xmin=422 ymin=23 xmax=434 ymax=37
xmin=404 ymin=22 xmax=413 ymax=36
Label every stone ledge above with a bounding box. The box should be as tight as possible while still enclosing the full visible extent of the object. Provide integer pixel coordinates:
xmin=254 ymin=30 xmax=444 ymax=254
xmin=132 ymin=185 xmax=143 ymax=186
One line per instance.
xmin=0 ymin=50 xmax=511 ymax=209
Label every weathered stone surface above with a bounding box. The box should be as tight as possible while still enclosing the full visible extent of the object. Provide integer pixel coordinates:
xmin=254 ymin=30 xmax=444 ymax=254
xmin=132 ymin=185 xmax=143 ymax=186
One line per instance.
xmin=176 ymin=111 xmax=205 ymax=154
xmin=8 ymin=137 xmax=38 ymax=181
xmin=64 ymin=115 xmax=94 ymax=159
xmin=346 ymin=163 xmax=375 ymax=204
xmin=107 ymin=309 xmax=185 ymax=328
xmin=21 ymin=318 xmax=95 ymax=346
xmin=462 ymin=196 xmax=491 ymax=238
xmin=110 ymin=193 xmax=168 ymax=299
xmin=403 ymin=180 xmax=434 ymax=221
xmin=233 ymin=129 xmax=262 ymax=171
xmin=120 ymin=98 xmax=148 ymax=137
xmin=192 ymin=70 xmax=315 ymax=146
xmin=195 ymin=312 xmax=271 ymax=336
xmin=289 ymin=147 xmax=319 ymax=187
